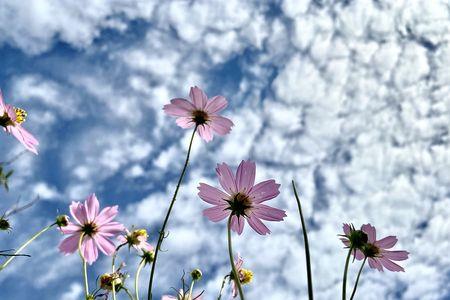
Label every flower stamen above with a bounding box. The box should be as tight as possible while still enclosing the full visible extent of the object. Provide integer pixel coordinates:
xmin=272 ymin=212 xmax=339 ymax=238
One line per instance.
xmin=191 ymin=110 xmax=208 ymax=125
xmin=13 ymin=107 xmax=27 ymax=124
xmin=227 ymin=193 xmax=253 ymax=218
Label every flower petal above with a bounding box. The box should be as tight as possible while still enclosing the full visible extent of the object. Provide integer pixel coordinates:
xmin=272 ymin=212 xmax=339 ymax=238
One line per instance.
xmin=9 ymin=125 xmax=39 ymax=154
xmin=205 ymin=95 xmax=228 ymax=113
xmin=82 ymin=236 xmax=99 ymax=265
xmin=235 ymin=160 xmax=256 ymax=193
xmin=203 ymin=205 xmax=230 ymax=222
xmin=175 ymin=117 xmax=195 ymax=129
xmin=163 ymin=98 xmax=194 ymax=117
xmin=94 ymin=234 xmax=116 ymax=256
xmin=70 ymin=201 xmax=88 ymax=225
xmin=252 ymin=204 xmax=286 ymax=221
xmin=95 ymin=205 xmax=119 ymax=226
xmin=382 ymin=250 xmax=409 ymax=261
xmin=375 ymin=236 xmax=397 ymax=249
xmin=379 ymin=257 xmax=405 ymax=272
xmin=58 ymin=233 xmax=81 ymax=254
xmin=189 ymin=86 xmax=207 ymax=109
xmin=197 ymin=124 xmax=213 ymax=142
xmin=249 ymin=180 xmax=280 ymax=203
xmin=85 ymin=193 xmax=99 ymax=222
xmin=210 ymin=116 xmax=233 ymax=137
xmin=60 ymin=223 xmax=81 ymax=235
xmin=198 ymin=183 xmax=229 ymax=205
xmin=230 ymin=215 xmax=245 ymax=235
xmin=247 ymin=215 xmax=271 ymax=235
xmin=343 ymin=223 xmax=351 ymax=236
xmin=98 ymin=222 xmax=125 ymax=235
xmin=368 ymin=257 xmax=383 ymax=271
xmin=216 ymin=163 xmax=237 ymax=194
xmin=361 ymin=224 xmax=376 ymax=243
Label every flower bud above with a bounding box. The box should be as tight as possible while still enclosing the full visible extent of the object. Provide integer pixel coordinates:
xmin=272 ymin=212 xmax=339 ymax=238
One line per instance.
xmin=142 ymin=249 xmax=155 ymax=265
xmin=99 ymin=273 xmax=124 ymax=291
xmin=56 ymin=215 xmax=69 ymax=227
xmin=0 ymin=217 xmax=11 ymax=231
xmin=191 ymin=268 xmax=202 ymax=281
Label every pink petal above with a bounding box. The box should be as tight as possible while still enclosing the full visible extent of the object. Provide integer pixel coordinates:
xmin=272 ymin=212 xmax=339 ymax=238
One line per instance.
xmin=70 ymin=201 xmax=88 ymax=225
xmin=235 ymin=160 xmax=256 ymax=193
xmin=189 ymin=86 xmax=207 ymax=109
xmin=98 ymin=222 xmax=125 ymax=235
xmin=354 ymin=249 xmax=365 ymax=261
xmin=82 ymin=236 xmax=99 ymax=265
xmin=249 ymin=180 xmax=280 ymax=203
xmin=60 ymin=223 xmax=81 ymax=235
xmin=340 ymin=238 xmax=350 ymax=247
xmin=197 ymin=124 xmax=213 ymax=142
xmin=163 ymin=98 xmax=194 ymax=117
xmin=197 ymin=183 xmax=229 ymax=205
xmin=59 ymin=233 xmax=81 ymax=254
xmin=247 ymin=215 xmax=271 ymax=235
xmin=216 ymin=163 xmax=237 ymax=194
xmin=175 ymin=116 xmax=195 ymax=129
xmin=209 ymin=115 xmax=233 ymax=136
xmin=95 ymin=205 xmax=119 ymax=226
xmin=234 ymin=254 xmax=243 ymax=270
xmin=9 ymin=126 xmax=39 ymax=155
xmin=140 ymin=242 xmax=154 ymax=252
xmin=94 ymin=234 xmax=116 ymax=256
xmin=379 ymin=257 xmax=405 ymax=272
xmin=230 ymin=215 xmax=245 ymax=235
xmin=85 ymin=193 xmax=99 ymax=222
xmin=0 ymin=91 xmax=5 ymax=112
xmin=203 ymin=205 xmax=230 ymax=222
xmin=343 ymin=223 xmax=351 ymax=236
xmin=252 ymin=204 xmax=286 ymax=221
xmin=368 ymin=257 xmax=383 ymax=271
xmin=361 ymin=224 xmax=376 ymax=243
xmin=375 ymin=236 xmax=397 ymax=249
xmin=382 ymin=250 xmax=409 ymax=261
xmin=205 ymin=95 xmax=228 ymax=113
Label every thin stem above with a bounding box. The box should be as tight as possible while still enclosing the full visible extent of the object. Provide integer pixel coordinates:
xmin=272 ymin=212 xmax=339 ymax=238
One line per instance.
xmin=227 ymin=216 xmax=245 ymax=300
xmin=0 ymin=222 xmax=56 ymax=271
xmin=342 ymin=248 xmax=352 ymax=300
xmin=112 ymin=243 xmax=126 ymax=300
xmin=147 ymin=126 xmax=197 ymax=300
xmin=78 ymin=233 xmax=89 ymax=300
xmin=123 ymin=287 xmax=135 ymax=300
xmin=349 ymin=257 xmax=366 ymax=300
xmin=217 ymin=275 xmax=228 ymax=300
xmin=292 ymin=180 xmax=314 ymax=300
xmin=135 ymin=258 xmax=146 ymax=300
xmin=188 ymin=279 xmax=195 ymax=300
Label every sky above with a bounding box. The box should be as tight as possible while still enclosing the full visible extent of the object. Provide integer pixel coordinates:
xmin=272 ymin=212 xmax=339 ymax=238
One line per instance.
xmin=0 ymin=0 xmax=449 ymax=299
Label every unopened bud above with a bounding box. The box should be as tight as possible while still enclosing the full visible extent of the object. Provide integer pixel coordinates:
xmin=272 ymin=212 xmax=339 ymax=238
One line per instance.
xmin=56 ymin=215 xmax=69 ymax=227
xmin=191 ymin=268 xmax=202 ymax=281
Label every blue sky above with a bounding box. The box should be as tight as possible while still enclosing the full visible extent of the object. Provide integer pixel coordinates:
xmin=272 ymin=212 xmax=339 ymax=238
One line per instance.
xmin=0 ymin=0 xmax=450 ymax=299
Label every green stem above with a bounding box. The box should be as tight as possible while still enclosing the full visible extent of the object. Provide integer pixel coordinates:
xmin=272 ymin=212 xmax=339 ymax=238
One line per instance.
xmin=135 ymin=258 xmax=146 ymax=300
xmin=349 ymin=257 xmax=366 ymax=300
xmin=227 ymin=216 xmax=245 ymax=300
xmin=123 ymin=287 xmax=135 ymax=300
xmin=292 ymin=180 xmax=314 ymax=300
xmin=342 ymin=248 xmax=352 ymax=300
xmin=0 ymin=222 xmax=56 ymax=271
xmin=147 ymin=126 xmax=197 ymax=300
xmin=188 ymin=279 xmax=195 ymax=300
xmin=217 ymin=275 xmax=228 ymax=300
xmin=78 ymin=233 xmax=89 ymax=300
xmin=112 ymin=243 xmax=126 ymax=300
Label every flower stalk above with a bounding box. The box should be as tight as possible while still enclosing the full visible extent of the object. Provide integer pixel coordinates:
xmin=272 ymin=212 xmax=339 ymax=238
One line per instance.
xmin=135 ymin=257 xmax=146 ymax=300
xmin=147 ymin=126 xmax=197 ymax=300
xmin=349 ymin=257 xmax=366 ymax=300
xmin=0 ymin=222 xmax=56 ymax=271
xmin=292 ymin=180 xmax=314 ymax=300
xmin=227 ymin=216 xmax=245 ymax=300
xmin=342 ymin=248 xmax=352 ymax=300
xmin=78 ymin=233 xmax=90 ymax=300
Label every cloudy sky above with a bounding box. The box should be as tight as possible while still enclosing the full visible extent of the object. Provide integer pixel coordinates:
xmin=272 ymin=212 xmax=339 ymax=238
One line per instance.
xmin=0 ymin=0 xmax=449 ymax=299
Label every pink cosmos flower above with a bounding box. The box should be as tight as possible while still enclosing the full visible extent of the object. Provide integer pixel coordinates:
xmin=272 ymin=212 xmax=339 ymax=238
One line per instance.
xmin=198 ymin=160 xmax=286 ymax=235
xmin=0 ymin=91 xmax=38 ymax=154
xmin=117 ymin=228 xmax=153 ymax=252
xmin=163 ymin=86 xmax=233 ymax=142
xmin=341 ymin=223 xmax=409 ymax=272
xmin=58 ymin=194 xmax=125 ymax=265
xmin=161 ymin=290 xmax=202 ymax=300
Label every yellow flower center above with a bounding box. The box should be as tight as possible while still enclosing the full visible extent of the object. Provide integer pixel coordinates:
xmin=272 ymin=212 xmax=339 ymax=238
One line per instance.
xmin=240 ymin=268 xmax=253 ymax=284
xmin=128 ymin=228 xmax=148 ymax=245
xmin=14 ymin=107 xmax=27 ymax=124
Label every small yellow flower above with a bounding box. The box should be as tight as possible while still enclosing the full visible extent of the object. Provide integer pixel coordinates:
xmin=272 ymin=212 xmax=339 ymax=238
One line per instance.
xmin=240 ymin=268 xmax=253 ymax=284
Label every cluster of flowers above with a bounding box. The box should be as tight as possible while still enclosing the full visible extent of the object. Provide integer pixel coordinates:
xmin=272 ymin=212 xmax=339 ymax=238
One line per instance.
xmin=0 ymin=87 xmax=409 ymax=300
